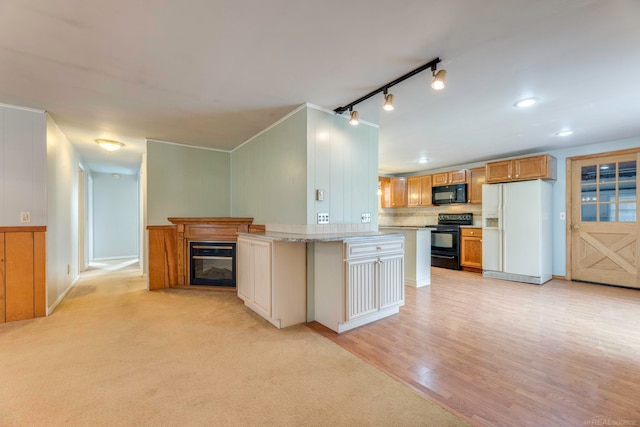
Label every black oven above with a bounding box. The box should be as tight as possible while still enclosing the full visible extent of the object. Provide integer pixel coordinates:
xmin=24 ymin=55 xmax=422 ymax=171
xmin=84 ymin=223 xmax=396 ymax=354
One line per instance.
xmin=190 ymin=242 xmax=236 ymax=286
xmin=429 ymin=213 xmax=473 ymax=270
xmin=431 ymin=227 xmax=461 ymax=270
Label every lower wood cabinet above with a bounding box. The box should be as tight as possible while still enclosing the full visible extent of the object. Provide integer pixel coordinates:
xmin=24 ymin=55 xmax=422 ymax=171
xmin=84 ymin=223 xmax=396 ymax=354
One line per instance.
xmin=315 ymin=236 xmax=405 ymax=333
xmin=460 ymin=228 xmax=483 ymax=270
xmin=236 ymin=236 xmax=306 ymax=328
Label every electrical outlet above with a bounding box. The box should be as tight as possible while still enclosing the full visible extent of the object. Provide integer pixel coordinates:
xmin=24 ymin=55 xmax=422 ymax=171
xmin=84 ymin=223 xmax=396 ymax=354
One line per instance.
xmin=361 ymin=213 xmax=371 ymax=223
xmin=20 ymin=212 xmax=31 ymax=223
xmin=317 ymin=213 xmax=329 ymax=224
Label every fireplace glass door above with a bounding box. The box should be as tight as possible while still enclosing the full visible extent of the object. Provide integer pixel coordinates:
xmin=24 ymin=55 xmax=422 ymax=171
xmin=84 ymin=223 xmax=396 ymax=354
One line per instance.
xmin=190 ymin=242 xmax=236 ymax=286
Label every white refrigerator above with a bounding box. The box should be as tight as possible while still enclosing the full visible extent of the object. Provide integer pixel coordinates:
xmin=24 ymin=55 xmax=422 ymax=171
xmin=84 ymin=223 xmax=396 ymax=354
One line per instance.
xmin=482 ymin=179 xmax=552 ymax=285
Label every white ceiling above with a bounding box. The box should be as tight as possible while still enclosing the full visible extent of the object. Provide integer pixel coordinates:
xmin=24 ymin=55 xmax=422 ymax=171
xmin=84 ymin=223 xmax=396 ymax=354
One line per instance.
xmin=1 ymin=0 xmax=639 ymax=175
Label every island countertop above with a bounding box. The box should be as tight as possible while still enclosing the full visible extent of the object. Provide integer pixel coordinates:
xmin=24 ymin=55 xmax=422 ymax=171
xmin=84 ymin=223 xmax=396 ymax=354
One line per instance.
xmin=237 ymin=230 xmax=404 ymax=243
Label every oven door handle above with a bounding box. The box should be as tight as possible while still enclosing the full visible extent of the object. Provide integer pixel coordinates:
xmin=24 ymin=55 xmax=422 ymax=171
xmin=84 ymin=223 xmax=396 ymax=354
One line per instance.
xmin=192 ymin=246 xmax=234 ymax=250
xmin=192 ymin=256 xmax=231 ymax=260
xmin=432 ymin=254 xmax=456 ymax=259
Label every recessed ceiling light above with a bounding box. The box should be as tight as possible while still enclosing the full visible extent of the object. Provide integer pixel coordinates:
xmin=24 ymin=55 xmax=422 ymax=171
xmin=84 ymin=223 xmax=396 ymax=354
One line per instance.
xmin=514 ymin=97 xmax=539 ymax=108
xmin=556 ymin=130 xmax=573 ymax=137
xmin=418 ymin=158 xmax=430 ymax=164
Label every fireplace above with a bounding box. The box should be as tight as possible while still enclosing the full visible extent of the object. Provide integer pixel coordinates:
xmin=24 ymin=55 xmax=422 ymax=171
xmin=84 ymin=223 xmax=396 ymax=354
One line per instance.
xmin=189 ymin=242 xmax=236 ymax=287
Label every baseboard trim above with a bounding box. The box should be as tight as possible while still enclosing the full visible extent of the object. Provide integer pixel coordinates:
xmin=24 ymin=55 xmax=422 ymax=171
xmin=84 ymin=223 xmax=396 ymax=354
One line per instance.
xmin=47 ymin=275 xmax=80 ymax=316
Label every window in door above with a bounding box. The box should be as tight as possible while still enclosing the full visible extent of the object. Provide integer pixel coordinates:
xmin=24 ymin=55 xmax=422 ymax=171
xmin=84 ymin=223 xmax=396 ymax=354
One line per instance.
xmin=580 ymin=160 xmax=636 ymax=223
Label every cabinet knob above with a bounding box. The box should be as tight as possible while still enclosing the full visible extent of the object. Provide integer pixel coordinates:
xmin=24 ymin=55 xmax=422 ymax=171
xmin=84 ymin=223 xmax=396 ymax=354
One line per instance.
xmin=508 ymin=175 xmax=511 ymax=178
xmin=470 ymin=231 xmax=474 ymax=234
xmin=376 ymin=246 xmax=382 ymax=250
xmin=515 ymin=174 xmax=519 ymax=178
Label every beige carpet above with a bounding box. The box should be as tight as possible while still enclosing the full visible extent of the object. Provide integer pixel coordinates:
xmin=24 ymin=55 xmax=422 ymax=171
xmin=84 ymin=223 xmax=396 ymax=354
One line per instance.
xmin=0 ymin=261 xmax=468 ymax=426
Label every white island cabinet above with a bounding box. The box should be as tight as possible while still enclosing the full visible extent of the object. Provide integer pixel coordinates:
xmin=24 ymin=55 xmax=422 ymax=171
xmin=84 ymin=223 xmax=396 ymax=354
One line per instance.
xmin=379 ymin=227 xmax=433 ymax=287
xmin=314 ymin=236 xmax=405 ymax=333
xmin=236 ymin=235 xmax=306 ymax=328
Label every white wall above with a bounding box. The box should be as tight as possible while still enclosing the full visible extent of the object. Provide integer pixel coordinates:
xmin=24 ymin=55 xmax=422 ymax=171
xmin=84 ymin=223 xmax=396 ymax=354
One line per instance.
xmin=92 ymin=172 xmax=139 ymax=260
xmin=0 ymin=105 xmax=47 ymax=226
xmin=46 ymin=114 xmax=83 ymax=312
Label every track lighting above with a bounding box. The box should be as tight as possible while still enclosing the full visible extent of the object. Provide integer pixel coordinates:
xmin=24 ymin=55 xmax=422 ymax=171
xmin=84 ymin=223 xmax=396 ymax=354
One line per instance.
xmin=334 ymin=57 xmax=445 ymax=122
xmin=431 ymin=69 xmax=446 ymax=90
xmin=349 ymin=109 xmax=359 ymax=125
xmin=383 ymin=91 xmax=394 ymax=111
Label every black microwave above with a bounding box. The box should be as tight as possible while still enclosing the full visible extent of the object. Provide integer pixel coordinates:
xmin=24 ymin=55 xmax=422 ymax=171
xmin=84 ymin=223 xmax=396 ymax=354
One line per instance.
xmin=432 ymin=184 xmax=467 ymax=205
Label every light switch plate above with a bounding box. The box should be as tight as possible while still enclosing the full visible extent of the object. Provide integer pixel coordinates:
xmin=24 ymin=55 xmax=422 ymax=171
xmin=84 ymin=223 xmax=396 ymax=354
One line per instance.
xmin=20 ymin=212 xmax=31 ymax=223
xmin=317 ymin=213 xmax=329 ymax=224
xmin=316 ymin=189 xmax=324 ymax=201
xmin=361 ymin=213 xmax=371 ymax=223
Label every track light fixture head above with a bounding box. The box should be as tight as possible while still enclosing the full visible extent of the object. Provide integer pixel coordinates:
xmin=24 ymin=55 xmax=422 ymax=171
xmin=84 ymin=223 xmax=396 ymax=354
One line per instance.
xmin=431 ymin=69 xmax=446 ymax=90
xmin=349 ymin=109 xmax=359 ymax=126
xmin=383 ymin=91 xmax=394 ymax=111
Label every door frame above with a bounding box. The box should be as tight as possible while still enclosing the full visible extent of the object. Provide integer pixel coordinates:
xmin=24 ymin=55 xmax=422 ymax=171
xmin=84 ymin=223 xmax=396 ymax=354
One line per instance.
xmin=565 ymin=146 xmax=640 ymax=281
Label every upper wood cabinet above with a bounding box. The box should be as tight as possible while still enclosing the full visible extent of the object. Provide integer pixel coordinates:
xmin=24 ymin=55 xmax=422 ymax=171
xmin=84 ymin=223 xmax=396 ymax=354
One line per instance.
xmin=390 ymin=177 xmax=407 ymax=207
xmin=432 ymin=169 xmax=467 ymax=186
xmin=407 ymin=175 xmax=432 ymax=207
xmin=486 ymin=154 xmax=558 ymax=183
xmin=378 ymin=177 xmax=391 ymax=208
xmin=468 ymin=167 xmax=486 ymax=205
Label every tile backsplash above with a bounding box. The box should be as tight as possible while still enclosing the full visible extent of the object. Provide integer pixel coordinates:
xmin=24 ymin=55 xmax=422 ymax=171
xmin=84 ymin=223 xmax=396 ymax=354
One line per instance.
xmin=379 ymin=205 xmax=483 ymax=227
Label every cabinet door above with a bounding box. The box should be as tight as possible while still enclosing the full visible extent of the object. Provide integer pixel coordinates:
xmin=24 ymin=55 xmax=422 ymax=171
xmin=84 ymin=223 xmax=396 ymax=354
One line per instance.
xmin=486 ymin=160 xmax=514 ymax=183
xmin=379 ymin=254 xmax=404 ymax=309
xmin=468 ymin=167 xmax=486 ymax=204
xmin=448 ymin=169 xmax=467 ymax=184
xmin=346 ymin=258 xmax=378 ymax=321
xmin=252 ymin=240 xmax=272 ymax=319
xmin=407 ymin=176 xmax=421 ymax=207
xmin=379 ymin=177 xmax=391 ymax=208
xmin=236 ymin=238 xmax=254 ymax=302
xmin=432 ymin=172 xmax=449 ymax=186
xmin=461 ymin=229 xmax=483 ymax=269
xmin=514 ymin=155 xmax=548 ymax=180
xmin=419 ymin=175 xmax=432 ymax=206
xmin=390 ymin=177 xmax=407 ymax=207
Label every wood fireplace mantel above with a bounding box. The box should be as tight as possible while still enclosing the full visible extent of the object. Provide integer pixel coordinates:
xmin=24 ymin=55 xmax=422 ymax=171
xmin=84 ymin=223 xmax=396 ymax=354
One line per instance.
xmin=147 ymin=217 xmax=254 ymax=290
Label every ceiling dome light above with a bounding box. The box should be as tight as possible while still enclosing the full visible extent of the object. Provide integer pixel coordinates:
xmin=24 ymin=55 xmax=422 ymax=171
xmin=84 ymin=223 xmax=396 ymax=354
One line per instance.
xmin=349 ymin=110 xmax=359 ymax=126
xmin=556 ymin=130 xmax=573 ymax=137
xmin=431 ymin=69 xmax=447 ymax=90
xmin=95 ymin=139 xmax=124 ymax=151
xmin=383 ymin=93 xmax=394 ymax=111
xmin=514 ymin=97 xmax=539 ymax=108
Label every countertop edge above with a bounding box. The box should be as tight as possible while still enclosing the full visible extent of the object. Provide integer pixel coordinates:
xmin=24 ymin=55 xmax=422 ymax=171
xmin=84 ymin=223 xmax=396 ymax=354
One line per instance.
xmin=237 ymin=231 xmax=405 ymax=243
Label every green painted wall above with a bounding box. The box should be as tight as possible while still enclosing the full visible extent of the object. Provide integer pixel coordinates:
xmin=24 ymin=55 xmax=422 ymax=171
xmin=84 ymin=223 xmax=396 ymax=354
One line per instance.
xmin=146 ymin=141 xmax=230 ymax=225
xmin=306 ymin=107 xmax=379 ymax=226
xmin=231 ymin=108 xmax=308 ymax=224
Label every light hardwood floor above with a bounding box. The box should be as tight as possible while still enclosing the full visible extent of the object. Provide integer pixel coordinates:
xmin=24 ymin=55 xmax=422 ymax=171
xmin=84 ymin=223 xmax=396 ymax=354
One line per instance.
xmin=309 ymin=267 xmax=640 ymax=427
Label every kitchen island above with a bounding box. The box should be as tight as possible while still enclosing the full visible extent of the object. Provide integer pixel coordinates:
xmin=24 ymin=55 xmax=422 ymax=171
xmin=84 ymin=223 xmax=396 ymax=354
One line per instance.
xmin=236 ymin=231 xmax=405 ymax=333
xmin=380 ymin=226 xmax=434 ymax=287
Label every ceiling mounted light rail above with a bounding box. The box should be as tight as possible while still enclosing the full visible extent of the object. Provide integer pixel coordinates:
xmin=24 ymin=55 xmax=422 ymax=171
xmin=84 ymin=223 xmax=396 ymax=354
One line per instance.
xmin=334 ymin=57 xmax=444 ymax=125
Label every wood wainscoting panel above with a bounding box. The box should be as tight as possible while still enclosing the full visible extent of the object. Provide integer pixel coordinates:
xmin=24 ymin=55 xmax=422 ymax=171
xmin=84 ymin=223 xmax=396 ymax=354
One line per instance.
xmin=147 ymin=226 xmax=177 ymax=290
xmin=33 ymin=231 xmax=47 ymax=317
xmin=0 ymin=233 xmax=5 ymax=323
xmin=5 ymin=232 xmax=34 ymax=322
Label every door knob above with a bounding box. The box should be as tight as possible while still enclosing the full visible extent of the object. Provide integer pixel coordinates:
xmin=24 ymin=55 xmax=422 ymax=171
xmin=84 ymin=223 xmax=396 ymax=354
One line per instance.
xmin=572 ymin=224 xmax=581 ymax=230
